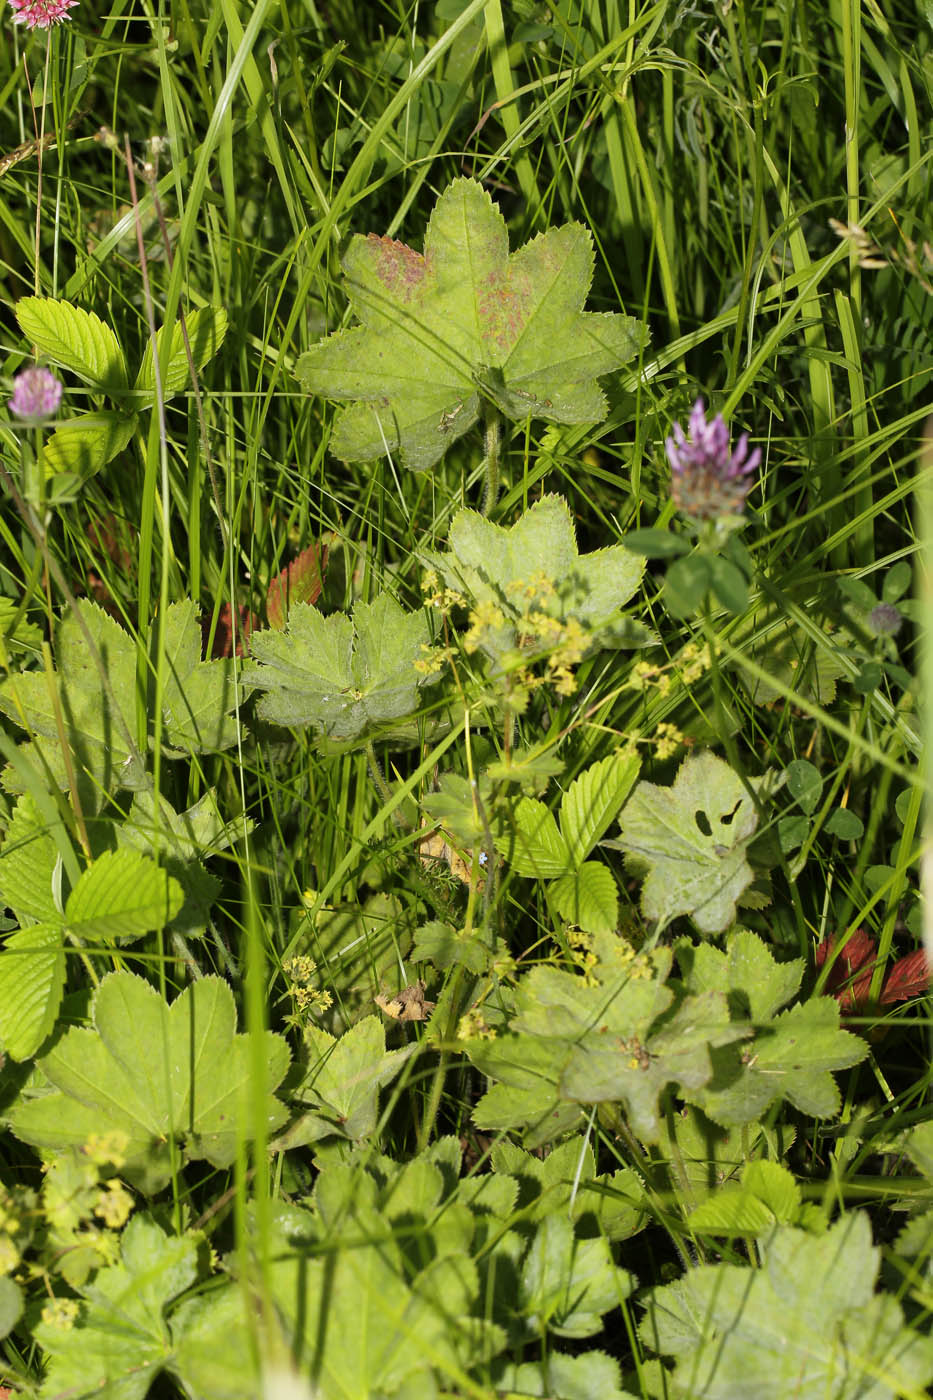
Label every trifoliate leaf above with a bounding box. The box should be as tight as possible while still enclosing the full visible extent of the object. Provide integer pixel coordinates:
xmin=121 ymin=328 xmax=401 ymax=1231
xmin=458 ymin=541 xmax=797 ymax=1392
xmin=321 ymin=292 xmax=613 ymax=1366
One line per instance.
xmin=15 ymin=296 xmax=128 ymax=391
xmin=297 ymin=177 xmax=646 ymax=472
xmin=0 ymin=601 xmax=239 ymax=810
xmin=35 ymin=1214 xmax=198 ymax=1400
xmin=8 ymin=971 xmax=290 ymax=1192
xmin=692 ymin=996 xmax=867 ymax=1127
xmin=0 ymin=791 xmax=59 ymax=924
xmin=64 ymin=849 xmax=183 ymax=943
xmin=687 ymin=1160 xmax=805 ymax=1235
xmin=785 ymin=757 xmax=822 ymax=814
xmin=133 ymin=307 xmax=228 ymax=404
xmin=560 ymin=751 xmax=641 ymax=867
xmin=549 ymin=862 xmax=618 ymax=934
xmin=425 ymin=495 xmax=646 ymax=663
xmin=245 ymin=592 xmax=438 ymax=741
xmin=502 ymin=796 xmax=572 ymax=877
xmin=640 ymin=1212 xmax=933 ymax=1398
xmin=43 ymin=411 xmax=137 ymax=480
xmin=611 ymin=751 xmax=762 ymax=934
xmin=115 ymin=789 xmax=232 ymax=939
xmin=0 ymin=924 xmax=65 ymax=1061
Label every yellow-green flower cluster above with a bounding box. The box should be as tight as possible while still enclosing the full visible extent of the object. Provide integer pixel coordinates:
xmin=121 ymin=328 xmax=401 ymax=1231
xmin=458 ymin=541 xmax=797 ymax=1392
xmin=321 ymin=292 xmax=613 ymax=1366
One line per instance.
xmin=283 ymin=954 xmax=333 ymax=1017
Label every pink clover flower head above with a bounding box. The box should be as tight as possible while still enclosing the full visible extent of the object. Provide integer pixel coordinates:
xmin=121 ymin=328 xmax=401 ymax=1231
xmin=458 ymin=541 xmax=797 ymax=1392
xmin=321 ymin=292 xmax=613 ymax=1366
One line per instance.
xmin=665 ymin=397 xmax=761 ymax=521
xmin=8 ymin=0 xmax=77 ymax=26
xmin=8 ymin=366 xmax=63 ymax=423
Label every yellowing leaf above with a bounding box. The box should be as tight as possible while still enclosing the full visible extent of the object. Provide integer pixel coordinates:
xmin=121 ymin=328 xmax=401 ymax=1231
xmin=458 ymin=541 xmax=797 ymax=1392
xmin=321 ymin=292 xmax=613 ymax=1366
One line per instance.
xmin=297 ymin=177 xmax=646 ymax=471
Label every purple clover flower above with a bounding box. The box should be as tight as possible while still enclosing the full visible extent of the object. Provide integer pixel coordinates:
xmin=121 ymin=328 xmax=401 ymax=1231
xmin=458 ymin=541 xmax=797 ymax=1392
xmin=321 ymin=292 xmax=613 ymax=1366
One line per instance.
xmin=868 ymin=602 xmax=902 ymax=638
xmin=665 ymin=398 xmax=761 ymax=521
xmin=8 ymin=367 xmax=63 ymax=424
xmin=8 ymin=0 xmax=78 ymax=27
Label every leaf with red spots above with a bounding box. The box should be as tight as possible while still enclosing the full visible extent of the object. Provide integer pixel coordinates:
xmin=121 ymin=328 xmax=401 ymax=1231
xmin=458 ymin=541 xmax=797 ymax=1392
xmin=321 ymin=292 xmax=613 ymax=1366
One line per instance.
xmin=266 ymin=539 xmax=328 ymax=630
xmin=296 ymin=177 xmax=646 ymax=472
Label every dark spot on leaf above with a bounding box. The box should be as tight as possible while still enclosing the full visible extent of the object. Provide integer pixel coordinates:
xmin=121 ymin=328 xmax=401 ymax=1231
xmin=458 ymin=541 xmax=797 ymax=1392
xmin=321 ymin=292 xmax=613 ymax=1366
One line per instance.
xmin=695 ymin=810 xmax=712 ymax=837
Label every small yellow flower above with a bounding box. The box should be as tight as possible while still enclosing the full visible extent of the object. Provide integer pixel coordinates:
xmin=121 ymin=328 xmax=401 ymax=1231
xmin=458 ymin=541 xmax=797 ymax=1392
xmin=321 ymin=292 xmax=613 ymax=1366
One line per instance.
xmin=457 ymin=1008 xmax=496 ymax=1041
xmin=41 ymin=1298 xmax=80 ymax=1330
xmin=81 ymin=1132 xmax=129 ymax=1170
xmin=94 ymin=1180 xmax=134 ymax=1230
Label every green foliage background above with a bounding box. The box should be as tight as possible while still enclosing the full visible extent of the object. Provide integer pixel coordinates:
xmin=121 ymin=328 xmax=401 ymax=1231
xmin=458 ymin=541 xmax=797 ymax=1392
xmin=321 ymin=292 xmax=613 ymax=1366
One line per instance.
xmin=0 ymin=1 xmax=931 ymax=1397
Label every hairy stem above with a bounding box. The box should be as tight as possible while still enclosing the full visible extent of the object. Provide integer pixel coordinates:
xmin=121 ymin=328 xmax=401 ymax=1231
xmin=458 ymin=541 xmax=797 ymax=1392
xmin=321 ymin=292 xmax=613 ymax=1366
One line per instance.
xmin=482 ymin=402 xmax=501 ymax=517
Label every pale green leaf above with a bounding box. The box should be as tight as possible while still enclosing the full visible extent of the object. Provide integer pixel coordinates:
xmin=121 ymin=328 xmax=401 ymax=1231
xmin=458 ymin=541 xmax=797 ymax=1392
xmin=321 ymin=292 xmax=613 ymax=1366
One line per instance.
xmin=297 ymin=177 xmax=646 ymax=471
xmin=0 ymin=601 xmax=144 ymax=810
xmin=688 ymin=1161 xmax=803 ymax=1235
xmin=560 ymin=751 xmax=641 ymax=867
xmin=612 ymin=751 xmax=761 ymax=934
xmin=246 ymin=592 xmax=437 ymax=741
xmin=0 ymin=924 xmax=65 ymax=1061
xmin=550 ymin=862 xmax=618 ymax=933
xmin=675 ymin=927 xmax=803 ymax=1022
xmin=502 ymin=796 xmax=571 ymax=877
xmin=65 ymin=849 xmax=183 ymax=943
xmin=0 ymin=791 xmax=59 ymax=924
xmin=694 ymin=997 xmax=867 ymax=1127
xmin=520 ymin=1214 xmax=634 ymax=1338
xmin=15 ymin=296 xmax=128 ymax=390
xmin=282 ymin=1015 xmax=414 ymax=1145
xmin=640 ymin=1213 xmax=933 ymax=1398
xmin=8 ymin=972 xmax=290 ymax=1191
xmin=36 ymin=1214 xmax=198 ymax=1400
xmin=43 ymin=412 xmax=137 ymax=479
xmin=481 ymin=1352 xmax=637 ymax=1400
xmin=157 ymin=600 xmax=240 ymax=753
xmin=133 ymin=307 xmax=228 ymax=403
xmin=425 ymin=495 xmax=646 ymax=662
xmin=0 ymin=1277 xmax=22 ymax=1341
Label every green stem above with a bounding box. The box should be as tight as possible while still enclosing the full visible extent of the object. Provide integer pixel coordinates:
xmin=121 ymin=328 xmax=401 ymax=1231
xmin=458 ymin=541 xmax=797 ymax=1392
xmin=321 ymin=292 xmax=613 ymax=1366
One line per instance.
xmin=365 ymin=738 xmax=395 ymax=809
xmin=482 ymin=403 xmax=501 ymax=517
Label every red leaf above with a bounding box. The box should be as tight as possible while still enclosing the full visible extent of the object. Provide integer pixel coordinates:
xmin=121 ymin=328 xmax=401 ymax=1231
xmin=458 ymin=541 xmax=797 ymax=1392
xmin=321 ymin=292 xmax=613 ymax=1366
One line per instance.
xmin=880 ymin=949 xmax=930 ymax=1005
xmin=202 ymin=602 xmax=257 ymax=659
xmin=266 ymin=540 xmax=328 ymax=630
xmin=816 ymin=929 xmax=878 ymax=1011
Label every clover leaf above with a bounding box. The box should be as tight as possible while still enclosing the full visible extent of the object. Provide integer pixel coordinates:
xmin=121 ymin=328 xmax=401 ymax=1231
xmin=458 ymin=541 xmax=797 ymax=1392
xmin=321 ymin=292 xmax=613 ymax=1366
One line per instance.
xmin=8 ymin=971 xmax=290 ymax=1192
xmin=245 ymin=591 xmax=440 ymax=743
xmin=297 ymin=177 xmax=647 ymax=471
xmin=610 ymin=751 xmax=763 ymax=934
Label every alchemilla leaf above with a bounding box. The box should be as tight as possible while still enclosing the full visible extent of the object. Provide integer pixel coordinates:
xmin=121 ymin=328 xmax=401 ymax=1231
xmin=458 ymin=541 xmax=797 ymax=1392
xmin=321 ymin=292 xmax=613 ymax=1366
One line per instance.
xmin=425 ymin=494 xmax=647 ymax=668
xmin=0 ymin=601 xmax=240 ymax=810
xmin=245 ymin=591 xmax=439 ymax=741
xmin=8 ymin=972 xmax=290 ymax=1192
xmin=35 ymin=1214 xmax=198 ymax=1400
xmin=612 ymin=751 xmax=762 ymax=933
xmin=640 ymin=1212 xmax=933 ymax=1398
xmin=297 ymin=177 xmax=647 ymax=471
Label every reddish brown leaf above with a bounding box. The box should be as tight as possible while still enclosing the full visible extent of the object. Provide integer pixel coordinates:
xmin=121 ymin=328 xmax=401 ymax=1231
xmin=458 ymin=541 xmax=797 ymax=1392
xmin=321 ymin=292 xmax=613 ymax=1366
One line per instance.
xmin=266 ymin=540 xmax=328 ymax=630
xmin=202 ymin=602 xmax=257 ymax=659
xmin=816 ymin=929 xmax=878 ymax=1012
xmin=880 ymin=949 xmax=930 ymax=1005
